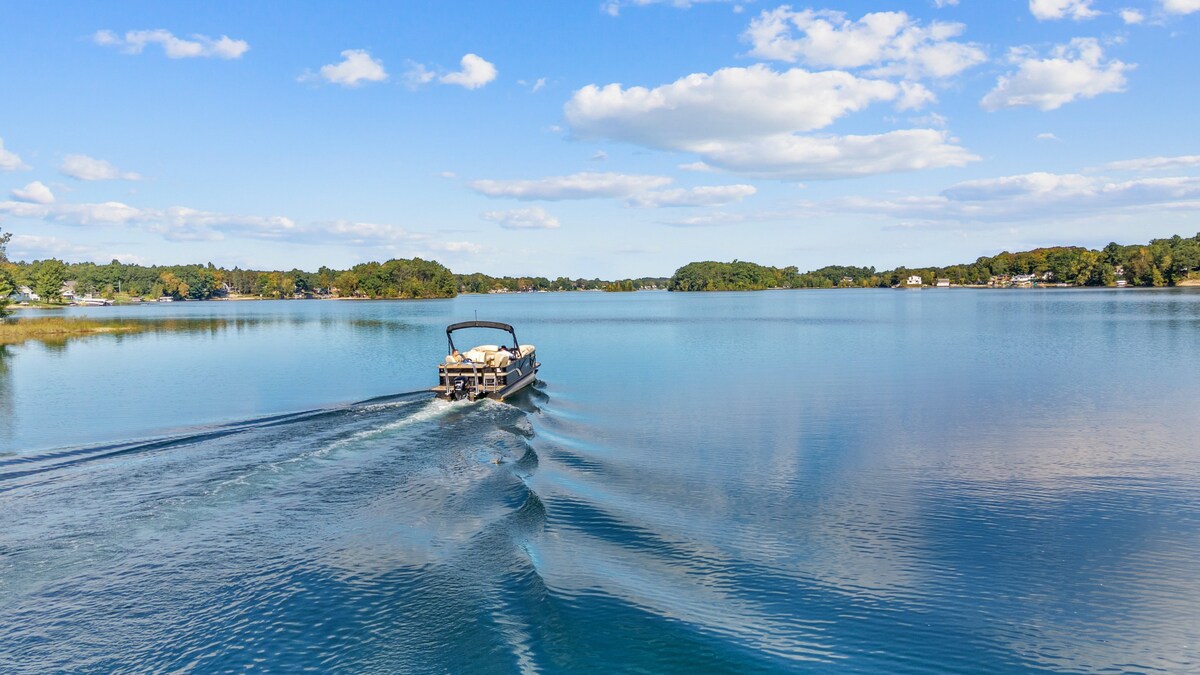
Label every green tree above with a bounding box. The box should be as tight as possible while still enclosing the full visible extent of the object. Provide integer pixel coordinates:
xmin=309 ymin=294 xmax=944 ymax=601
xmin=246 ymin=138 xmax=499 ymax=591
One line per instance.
xmin=34 ymin=259 xmax=67 ymax=303
xmin=0 ymin=227 xmax=11 ymax=263
xmin=0 ymin=265 xmax=14 ymax=318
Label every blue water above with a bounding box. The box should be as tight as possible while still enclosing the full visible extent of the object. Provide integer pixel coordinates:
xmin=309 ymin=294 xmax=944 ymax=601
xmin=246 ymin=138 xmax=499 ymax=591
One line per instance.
xmin=2 ymin=289 xmax=1199 ymax=672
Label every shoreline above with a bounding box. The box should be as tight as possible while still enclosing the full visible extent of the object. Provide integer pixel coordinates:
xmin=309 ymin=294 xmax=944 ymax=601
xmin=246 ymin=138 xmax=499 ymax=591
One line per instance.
xmin=6 ymin=283 xmax=1198 ymax=311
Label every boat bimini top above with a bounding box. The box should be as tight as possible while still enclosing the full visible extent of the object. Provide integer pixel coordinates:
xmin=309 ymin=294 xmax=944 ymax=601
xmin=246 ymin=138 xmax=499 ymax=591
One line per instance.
xmin=445 ymin=320 xmax=520 ymax=354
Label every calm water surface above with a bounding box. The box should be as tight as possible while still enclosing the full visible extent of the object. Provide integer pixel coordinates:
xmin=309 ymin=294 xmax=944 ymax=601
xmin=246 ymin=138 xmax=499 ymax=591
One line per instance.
xmin=2 ymin=290 xmax=1199 ymax=672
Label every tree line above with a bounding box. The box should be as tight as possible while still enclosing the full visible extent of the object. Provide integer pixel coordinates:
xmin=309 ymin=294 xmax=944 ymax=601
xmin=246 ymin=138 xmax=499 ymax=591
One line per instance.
xmin=0 ymin=227 xmax=667 ymax=306
xmin=5 ymin=225 xmax=1198 ymax=310
xmin=668 ymin=233 xmax=1200 ymax=291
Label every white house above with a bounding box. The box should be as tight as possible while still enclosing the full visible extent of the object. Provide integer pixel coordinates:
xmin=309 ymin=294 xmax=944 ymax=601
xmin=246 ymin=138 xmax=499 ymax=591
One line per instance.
xmin=906 ymin=275 xmax=924 ymax=286
xmin=11 ymin=286 xmax=39 ymax=303
xmin=935 ymin=278 xmax=951 ymax=288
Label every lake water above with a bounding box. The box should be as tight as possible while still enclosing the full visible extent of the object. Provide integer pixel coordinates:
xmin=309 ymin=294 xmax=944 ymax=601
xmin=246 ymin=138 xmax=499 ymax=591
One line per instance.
xmin=2 ymin=289 xmax=1199 ymax=672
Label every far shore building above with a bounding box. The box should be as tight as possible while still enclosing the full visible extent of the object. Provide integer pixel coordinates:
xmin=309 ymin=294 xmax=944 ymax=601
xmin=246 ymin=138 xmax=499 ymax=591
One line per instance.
xmin=12 ymin=286 xmax=39 ymax=303
xmin=935 ymin=278 xmax=950 ymax=288
xmin=905 ymin=275 xmax=923 ymax=287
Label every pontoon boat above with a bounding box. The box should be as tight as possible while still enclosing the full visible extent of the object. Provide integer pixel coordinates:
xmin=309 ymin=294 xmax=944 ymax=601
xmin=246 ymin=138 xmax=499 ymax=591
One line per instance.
xmin=434 ymin=321 xmax=539 ymax=401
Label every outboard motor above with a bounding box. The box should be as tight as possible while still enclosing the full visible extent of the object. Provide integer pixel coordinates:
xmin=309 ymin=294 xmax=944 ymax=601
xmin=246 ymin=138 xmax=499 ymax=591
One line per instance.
xmin=452 ymin=376 xmax=468 ymax=401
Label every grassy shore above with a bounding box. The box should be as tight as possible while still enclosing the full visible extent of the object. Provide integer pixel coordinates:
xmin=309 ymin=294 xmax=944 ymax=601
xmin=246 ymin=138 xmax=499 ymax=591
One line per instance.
xmin=0 ymin=317 xmax=142 ymax=346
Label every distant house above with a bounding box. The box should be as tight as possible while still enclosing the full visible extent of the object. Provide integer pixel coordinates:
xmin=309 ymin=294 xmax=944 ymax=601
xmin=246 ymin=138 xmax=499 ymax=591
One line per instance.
xmin=61 ymin=281 xmax=78 ymax=304
xmin=905 ymin=275 xmax=923 ymax=287
xmin=12 ymin=286 xmax=39 ymax=303
xmin=935 ymin=278 xmax=950 ymax=288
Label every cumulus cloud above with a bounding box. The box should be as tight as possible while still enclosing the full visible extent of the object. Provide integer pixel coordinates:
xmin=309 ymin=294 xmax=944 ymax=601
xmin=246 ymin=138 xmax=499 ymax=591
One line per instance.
xmin=0 ymin=137 xmax=30 ymax=171
xmin=10 ymin=181 xmax=54 ymax=204
xmin=742 ymin=8 xmax=987 ymax=80
xmin=439 ymin=54 xmax=497 ymax=89
xmin=1120 ymin=8 xmax=1146 ymax=23
xmin=1036 ymin=132 xmax=1061 ymax=141
xmin=404 ymin=54 xmax=497 ymax=90
xmin=302 ymin=49 xmax=389 ymax=87
xmin=565 ymin=65 xmax=975 ymax=179
xmin=1029 ymin=0 xmax=1100 ymax=20
xmin=1161 ymin=0 xmax=1200 ymax=14
xmin=470 ymin=172 xmax=673 ymax=200
xmin=482 ymin=206 xmax=561 ymax=230
xmin=686 ymin=129 xmax=976 ymax=179
xmin=93 ymin=29 xmax=249 ymax=59
xmin=59 ymin=154 xmax=141 ymax=181
xmin=627 ymin=184 xmax=757 ymax=207
xmin=981 ymin=38 xmax=1132 ymax=111
xmin=830 ymin=171 xmax=1200 ymax=223
xmin=319 ymin=220 xmax=425 ymax=245
xmin=470 ymin=171 xmax=761 ymax=207
xmin=1098 ymin=155 xmax=1200 ymax=172
xmin=0 ymin=199 xmax=296 ymax=242
xmin=568 ymin=65 xmax=900 ymax=146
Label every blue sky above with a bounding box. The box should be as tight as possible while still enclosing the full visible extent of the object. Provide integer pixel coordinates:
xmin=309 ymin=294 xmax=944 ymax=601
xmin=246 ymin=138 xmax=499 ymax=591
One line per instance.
xmin=2 ymin=0 xmax=1199 ymax=277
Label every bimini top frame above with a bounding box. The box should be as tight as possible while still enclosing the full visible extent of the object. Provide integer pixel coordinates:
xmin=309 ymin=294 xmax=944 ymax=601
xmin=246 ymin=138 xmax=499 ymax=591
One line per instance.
xmin=446 ymin=320 xmax=519 ymax=354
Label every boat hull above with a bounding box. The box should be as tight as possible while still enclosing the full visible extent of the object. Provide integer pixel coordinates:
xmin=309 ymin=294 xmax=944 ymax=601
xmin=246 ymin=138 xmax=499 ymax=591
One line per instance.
xmin=434 ymin=355 xmax=539 ymax=402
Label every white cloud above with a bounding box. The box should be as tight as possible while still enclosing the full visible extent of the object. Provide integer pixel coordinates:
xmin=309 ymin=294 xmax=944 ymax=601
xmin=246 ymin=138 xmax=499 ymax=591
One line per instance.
xmin=10 ymin=181 xmax=54 ymax=204
xmin=0 ymin=199 xmax=296 ymax=241
xmin=518 ymin=77 xmax=548 ymax=92
xmin=306 ymin=49 xmax=388 ymax=87
xmin=1120 ymin=8 xmax=1146 ymax=23
xmin=684 ymin=129 xmax=977 ymax=180
xmin=427 ymin=240 xmax=484 ymax=254
xmin=830 ymin=171 xmax=1200 ymax=223
xmin=934 ymin=0 xmax=960 ymax=6
xmin=981 ymin=38 xmax=1132 ymax=111
xmin=568 ymin=65 xmax=902 ymax=146
xmin=1098 ymin=155 xmax=1200 ymax=172
xmin=0 ymin=137 xmax=29 ymax=171
xmin=320 ymin=220 xmax=424 ymax=244
xmin=93 ymin=29 xmax=249 ymax=59
xmin=7 ymin=234 xmax=96 ymax=261
xmin=742 ymin=8 xmax=987 ymax=80
xmin=59 ymin=154 xmax=141 ymax=181
xmin=402 ymin=61 xmax=436 ymax=88
xmin=628 ymin=184 xmax=757 ymax=207
xmin=1036 ymin=132 xmax=1061 ymax=141
xmin=564 ymin=65 xmax=974 ymax=179
xmin=659 ymin=211 xmax=748 ymax=227
xmin=470 ymin=172 xmax=673 ymax=200
xmin=1029 ymin=0 xmax=1100 ymax=20
xmin=602 ymin=0 xmax=739 ymax=16
xmin=482 ymin=206 xmax=561 ymax=230
xmin=439 ymin=54 xmax=497 ymax=89
xmin=1161 ymin=0 xmax=1200 ymax=14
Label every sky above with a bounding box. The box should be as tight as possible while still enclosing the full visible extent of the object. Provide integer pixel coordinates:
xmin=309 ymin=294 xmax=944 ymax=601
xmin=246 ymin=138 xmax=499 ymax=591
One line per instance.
xmin=1 ymin=0 xmax=1199 ymax=278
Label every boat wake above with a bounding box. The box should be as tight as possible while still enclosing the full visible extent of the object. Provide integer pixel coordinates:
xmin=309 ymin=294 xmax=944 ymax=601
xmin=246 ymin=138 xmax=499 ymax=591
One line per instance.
xmin=0 ymin=389 xmax=553 ymax=673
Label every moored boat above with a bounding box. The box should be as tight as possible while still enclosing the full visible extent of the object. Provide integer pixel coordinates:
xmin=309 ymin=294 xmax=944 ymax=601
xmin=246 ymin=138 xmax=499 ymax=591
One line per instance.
xmin=434 ymin=321 xmax=539 ymax=401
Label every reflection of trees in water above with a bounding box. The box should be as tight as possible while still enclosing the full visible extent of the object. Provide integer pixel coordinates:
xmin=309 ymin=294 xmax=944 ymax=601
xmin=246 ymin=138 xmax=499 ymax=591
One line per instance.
xmin=0 ymin=346 xmax=12 ymax=449
xmin=3 ymin=316 xmax=421 ymax=349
